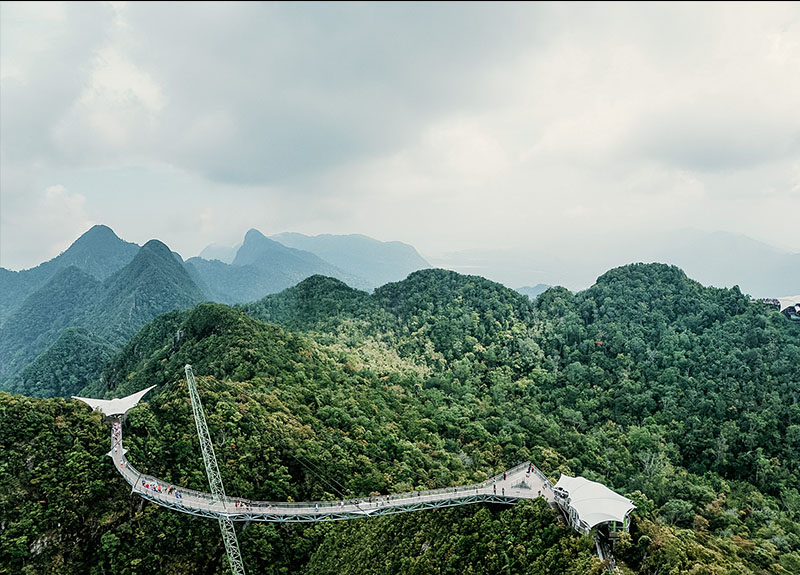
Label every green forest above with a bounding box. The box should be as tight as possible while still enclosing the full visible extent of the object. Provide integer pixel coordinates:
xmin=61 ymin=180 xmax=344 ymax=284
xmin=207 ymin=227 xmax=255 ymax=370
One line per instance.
xmin=1 ymin=264 xmax=799 ymax=574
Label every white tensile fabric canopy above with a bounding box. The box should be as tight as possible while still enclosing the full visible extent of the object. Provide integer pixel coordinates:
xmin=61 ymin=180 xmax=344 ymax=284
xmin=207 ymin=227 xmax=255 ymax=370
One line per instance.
xmin=73 ymin=385 xmax=156 ymax=417
xmin=554 ymin=474 xmax=635 ymax=529
xmin=777 ymin=296 xmax=800 ymax=313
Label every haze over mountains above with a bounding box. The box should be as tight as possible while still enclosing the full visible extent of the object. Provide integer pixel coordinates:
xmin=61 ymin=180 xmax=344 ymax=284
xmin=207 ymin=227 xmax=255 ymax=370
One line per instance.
xmin=1 ymin=223 xmax=795 ymax=395
xmin=0 ymin=225 xmax=430 ymax=390
xmin=272 ymin=232 xmax=430 ymax=289
xmin=432 ymin=229 xmax=799 ymax=299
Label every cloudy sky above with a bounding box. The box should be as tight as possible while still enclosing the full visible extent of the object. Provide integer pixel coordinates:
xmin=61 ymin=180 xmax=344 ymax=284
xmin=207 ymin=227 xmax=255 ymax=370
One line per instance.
xmin=2 ymin=1 xmax=799 ymax=275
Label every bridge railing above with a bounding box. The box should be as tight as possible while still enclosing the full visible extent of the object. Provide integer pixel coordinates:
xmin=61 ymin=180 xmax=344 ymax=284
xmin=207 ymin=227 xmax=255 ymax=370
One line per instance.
xmin=116 ymin=419 xmax=555 ymax=513
xmin=117 ymin=441 xmax=546 ymax=512
xmin=529 ymin=463 xmax=554 ymax=490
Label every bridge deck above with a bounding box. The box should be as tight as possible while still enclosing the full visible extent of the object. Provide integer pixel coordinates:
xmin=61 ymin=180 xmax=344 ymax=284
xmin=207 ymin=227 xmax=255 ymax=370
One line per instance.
xmin=109 ymin=417 xmax=554 ymax=522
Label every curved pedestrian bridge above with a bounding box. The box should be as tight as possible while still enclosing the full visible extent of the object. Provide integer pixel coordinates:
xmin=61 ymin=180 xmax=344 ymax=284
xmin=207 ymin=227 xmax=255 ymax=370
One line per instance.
xmin=108 ymin=416 xmax=554 ymax=522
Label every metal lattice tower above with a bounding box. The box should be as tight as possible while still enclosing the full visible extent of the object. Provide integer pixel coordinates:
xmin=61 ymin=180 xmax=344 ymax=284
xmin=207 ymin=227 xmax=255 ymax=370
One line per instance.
xmin=185 ymin=364 xmax=247 ymax=575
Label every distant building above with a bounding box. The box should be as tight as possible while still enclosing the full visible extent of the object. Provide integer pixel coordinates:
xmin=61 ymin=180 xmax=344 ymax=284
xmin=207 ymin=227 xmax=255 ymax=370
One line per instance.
xmin=552 ymin=475 xmax=635 ymax=540
xmin=777 ymin=296 xmax=800 ymax=322
xmin=755 ymin=296 xmax=799 ymax=321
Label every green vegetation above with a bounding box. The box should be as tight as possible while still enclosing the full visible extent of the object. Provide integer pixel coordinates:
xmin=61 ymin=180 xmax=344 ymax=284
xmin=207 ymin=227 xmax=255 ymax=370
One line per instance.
xmin=6 ymin=327 xmax=116 ymax=398
xmin=1 ymin=263 xmax=798 ymax=574
xmin=0 ymin=240 xmax=205 ymax=393
xmin=0 ymin=266 xmax=101 ymax=381
xmin=0 ymin=224 xmax=139 ymax=325
xmin=1 ymin=226 xmax=428 ymax=390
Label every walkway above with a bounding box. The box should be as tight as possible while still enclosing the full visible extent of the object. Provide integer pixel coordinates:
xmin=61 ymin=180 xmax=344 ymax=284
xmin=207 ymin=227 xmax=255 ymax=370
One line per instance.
xmin=109 ymin=417 xmax=554 ymax=522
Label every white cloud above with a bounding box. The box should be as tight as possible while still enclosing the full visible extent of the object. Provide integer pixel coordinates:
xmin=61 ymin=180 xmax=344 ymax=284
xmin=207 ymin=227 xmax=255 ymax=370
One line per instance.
xmin=0 ymin=178 xmax=95 ymax=269
xmin=1 ymin=2 xmax=799 ymax=271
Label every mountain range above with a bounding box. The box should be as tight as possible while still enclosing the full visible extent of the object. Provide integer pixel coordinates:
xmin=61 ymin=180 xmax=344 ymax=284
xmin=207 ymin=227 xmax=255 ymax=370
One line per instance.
xmin=0 ymin=225 xmax=139 ymax=324
xmin=0 ymin=239 xmax=205 ymax=388
xmin=0 ymin=225 xmax=430 ymax=391
xmin=2 ymin=223 xmax=796 ymax=395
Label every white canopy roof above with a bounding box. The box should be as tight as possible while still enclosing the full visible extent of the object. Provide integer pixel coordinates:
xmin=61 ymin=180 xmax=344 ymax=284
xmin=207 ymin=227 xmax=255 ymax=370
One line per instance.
xmin=73 ymin=385 xmax=156 ymax=417
xmin=554 ymin=474 xmax=635 ymax=529
xmin=777 ymin=296 xmax=800 ymax=313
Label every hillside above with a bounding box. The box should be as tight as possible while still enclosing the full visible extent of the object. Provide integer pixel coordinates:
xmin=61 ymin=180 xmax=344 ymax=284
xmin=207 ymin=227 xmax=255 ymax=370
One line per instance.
xmin=92 ymin=240 xmax=206 ymax=344
xmin=433 ymin=230 xmax=800 ymax=298
xmin=0 ymin=225 xmax=139 ymax=325
xmin=0 ymin=266 xmax=101 ymax=381
xmin=238 ymin=275 xmax=378 ymax=332
xmin=1 ymin=263 xmax=799 ymax=574
xmin=1 ymin=226 xmax=429 ymax=390
xmin=0 ymin=240 xmax=206 ymax=392
xmin=5 ymin=327 xmax=116 ymax=398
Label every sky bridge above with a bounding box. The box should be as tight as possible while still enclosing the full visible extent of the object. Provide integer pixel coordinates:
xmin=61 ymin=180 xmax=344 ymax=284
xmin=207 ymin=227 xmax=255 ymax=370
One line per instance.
xmin=108 ymin=417 xmax=553 ymax=522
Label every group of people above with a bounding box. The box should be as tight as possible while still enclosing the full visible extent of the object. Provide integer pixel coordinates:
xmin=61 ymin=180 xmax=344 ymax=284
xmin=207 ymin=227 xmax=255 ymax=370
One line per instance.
xmin=141 ymin=478 xmax=182 ymax=499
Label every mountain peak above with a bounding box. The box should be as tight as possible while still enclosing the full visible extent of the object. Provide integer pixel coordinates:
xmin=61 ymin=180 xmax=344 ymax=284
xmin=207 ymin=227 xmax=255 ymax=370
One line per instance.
xmin=140 ymin=239 xmax=172 ymax=254
xmin=70 ymin=224 xmax=124 ymax=249
xmin=82 ymin=224 xmax=117 ymax=238
xmin=243 ymin=228 xmax=268 ymax=243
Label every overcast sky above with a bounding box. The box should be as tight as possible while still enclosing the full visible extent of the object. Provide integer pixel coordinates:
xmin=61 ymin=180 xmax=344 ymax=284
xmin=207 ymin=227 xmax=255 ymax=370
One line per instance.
xmin=2 ymin=1 xmax=799 ymax=272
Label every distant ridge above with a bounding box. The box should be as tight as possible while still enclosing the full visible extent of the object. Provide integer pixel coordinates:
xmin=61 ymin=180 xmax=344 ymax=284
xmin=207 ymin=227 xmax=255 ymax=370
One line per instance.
xmin=516 ymin=284 xmax=550 ymax=299
xmin=187 ymin=229 xmax=368 ymax=303
xmin=271 ymin=232 xmax=430 ymax=288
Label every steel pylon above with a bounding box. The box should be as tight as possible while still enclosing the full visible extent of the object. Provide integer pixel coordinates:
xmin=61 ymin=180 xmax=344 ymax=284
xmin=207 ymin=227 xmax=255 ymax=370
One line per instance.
xmin=185 ymin=364 xmax=247 ymax=575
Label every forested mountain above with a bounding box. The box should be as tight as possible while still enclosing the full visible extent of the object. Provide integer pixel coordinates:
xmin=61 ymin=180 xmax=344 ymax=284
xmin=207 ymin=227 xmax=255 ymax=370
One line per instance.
xmin=639 ymin=230 xmax=800 ymax=298
xmin=5 ymin=327 xmax=116 ymax=398
xmin=238 ymin=275 xmax=380 ymax=332
xmin=0 ymin=225 xmax=139 ymax=325
xmin=2 ymin=263 xmax=799 ymax=574
xmin=0 ymin=240 xmax=206 ymax=392
xmin=0 ymin=266 xmax=101 ymax=381
xmin=186 ymin=229 xmax=369 ymax=304
xmin=1 ymin=224 xmax=427 ymax=391
xmin=271 ymin=232 xmax=430 ymax=288
xmin=431 ymin=230 xmax=799 ymax=298
xmin=93 ymin=240 xmax=206 ymax=344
